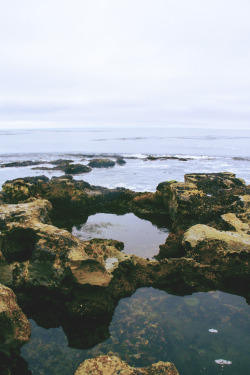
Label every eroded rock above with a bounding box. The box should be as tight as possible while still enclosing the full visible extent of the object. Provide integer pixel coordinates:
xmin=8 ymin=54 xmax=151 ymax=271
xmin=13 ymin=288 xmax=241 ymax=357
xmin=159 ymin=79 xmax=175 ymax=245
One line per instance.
xmin=0 ymin=284 xmax=30 ymax=374
xmin=75 ymin=355 xmax=179 ymax=375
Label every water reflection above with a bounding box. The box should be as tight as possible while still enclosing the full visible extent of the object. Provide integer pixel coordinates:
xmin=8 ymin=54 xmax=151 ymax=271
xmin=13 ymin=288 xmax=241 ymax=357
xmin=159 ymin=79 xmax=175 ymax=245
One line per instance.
xmin=72 ymin=213 xmax=169 ymax=259
xmin=21 ymin=288 xmax=250 ymax=375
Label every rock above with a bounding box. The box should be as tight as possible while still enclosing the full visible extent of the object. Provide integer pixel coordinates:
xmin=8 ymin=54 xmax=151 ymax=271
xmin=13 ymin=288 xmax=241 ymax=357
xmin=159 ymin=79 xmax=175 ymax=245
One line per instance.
xmin=146 ymin=156 xmax=188 ymax=161
xmin=75 ymin=355 xmax=179 ymax=375
xmin=159 ymin=173 xmax=247 ymax=229
xmin=0 ymin=284 xmax=30 ymax=369
xmin=183 ymin=223 xmax=250 ymax=278
xmin=1 ymin=161 xmax=45 ymax=168
xmin=0 ymin=172 xmax=250 ymax=323
xmin=49 ymin=159 xmax=73 ymax=165
xmin=116 ymin=157 xmax=126 ymax=165
xmin=88 ymin=159 xmax=116 ymax=168
xmin=184 ymin=172 xmax=246 ymax=193
xmin=156 ymin=231 xmax=185 ymax=259
xmin=61 ymin=163 xmax=92 ymax=174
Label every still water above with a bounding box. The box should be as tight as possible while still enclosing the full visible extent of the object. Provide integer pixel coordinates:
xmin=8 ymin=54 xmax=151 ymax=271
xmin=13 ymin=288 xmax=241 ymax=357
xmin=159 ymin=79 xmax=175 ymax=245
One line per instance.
xmin=72 ymin=213 xmax=169 ymax=259
xmin=21 ymin=288 xmax=250 ymax=375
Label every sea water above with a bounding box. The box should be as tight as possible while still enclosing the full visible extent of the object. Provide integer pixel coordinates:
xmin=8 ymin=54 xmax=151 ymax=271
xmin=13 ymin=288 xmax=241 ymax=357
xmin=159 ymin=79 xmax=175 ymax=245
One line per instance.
xmin=1 ymin=126 xmax=250 ymax=374
xmin=21 ymin=288 xmax=250 ymax=375
xmin=1 ymin=126 xmax=250 ymax=191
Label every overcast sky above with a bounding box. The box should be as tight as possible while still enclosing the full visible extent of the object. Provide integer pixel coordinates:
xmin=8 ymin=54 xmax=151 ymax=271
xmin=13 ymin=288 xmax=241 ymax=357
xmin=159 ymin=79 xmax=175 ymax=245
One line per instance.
xmin=0 ymin=0 xmax=250 ymax=129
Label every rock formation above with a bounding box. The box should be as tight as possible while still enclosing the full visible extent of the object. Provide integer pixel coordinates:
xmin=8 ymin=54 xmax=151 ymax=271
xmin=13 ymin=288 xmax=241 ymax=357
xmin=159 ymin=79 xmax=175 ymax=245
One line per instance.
xmin=0 ymin=172 xmax=249 ymax=371
xmin=74 ymin=355 xmax=179 ymax=375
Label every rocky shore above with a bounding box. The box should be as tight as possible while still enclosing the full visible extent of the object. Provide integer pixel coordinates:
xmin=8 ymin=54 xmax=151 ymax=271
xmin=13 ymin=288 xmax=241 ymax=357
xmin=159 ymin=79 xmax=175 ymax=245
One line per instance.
xmin=0 ymin=172 xmax=249 ymax=374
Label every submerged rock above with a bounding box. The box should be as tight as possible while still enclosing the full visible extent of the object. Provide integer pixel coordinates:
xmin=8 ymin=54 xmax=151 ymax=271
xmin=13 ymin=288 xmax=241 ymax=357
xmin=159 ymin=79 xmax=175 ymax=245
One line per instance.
xmin=75 ymin=355 xmax=179 ymax=374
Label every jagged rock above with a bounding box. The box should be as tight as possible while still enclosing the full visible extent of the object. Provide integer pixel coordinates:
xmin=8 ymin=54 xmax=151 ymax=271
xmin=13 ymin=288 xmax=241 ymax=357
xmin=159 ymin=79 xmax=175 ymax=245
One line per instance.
xmin=184 ymin=172 xmax=246 ymax=193
xmin=183 ymin=223 xmax=250 ymax=278
xmin=0 ymin=172 xmax=249 ymax=322
xmin=156 ymin=231 xmax=185 ymax=259
xmin=75 ymin=355 xmax=179 ymax=375
xmin=0 ymin=199 xmax=133 ymax=290
xmin=0 ymin=284 xmax=31 ymax=373
xmin=88 ymin=159 xmax=116 ymax=168
xmin=159 ymin=173 xmax=248 ymax=229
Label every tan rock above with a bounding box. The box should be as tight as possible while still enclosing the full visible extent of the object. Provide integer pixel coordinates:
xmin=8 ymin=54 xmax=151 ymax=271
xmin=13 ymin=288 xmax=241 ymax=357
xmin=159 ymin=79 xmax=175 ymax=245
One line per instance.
xmin=0 ymin=284 xmax=30 ymax=354
xmin=183 ymin=224 xmax=250 ymax=251
xmin=75 ymin=355 xmax=179 ymax=375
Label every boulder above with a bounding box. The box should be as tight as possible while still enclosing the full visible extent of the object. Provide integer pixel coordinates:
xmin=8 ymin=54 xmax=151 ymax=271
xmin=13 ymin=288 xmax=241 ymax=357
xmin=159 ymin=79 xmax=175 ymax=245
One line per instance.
xmin=75 ymin=355 xmax=179 ymax=375
xmin=116 ymin=157 xmax=126 ymax=165
xmin=88 ymin=159 xmax=116 ymax=168
xmin=62 ymin=164 xmax=92 ymax=174
xmin=159 ymin=173 xmax=248 ymax=229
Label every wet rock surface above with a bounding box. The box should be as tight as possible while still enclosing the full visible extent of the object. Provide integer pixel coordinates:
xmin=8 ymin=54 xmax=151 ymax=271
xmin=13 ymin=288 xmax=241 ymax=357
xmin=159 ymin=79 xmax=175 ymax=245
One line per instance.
xmin=0 ymin=172 xmax=250 ymax=372
xmin=75 ymin=355 xmax=179 ymax=375
xmin=0 ymin=284 xmax=31 ymax=374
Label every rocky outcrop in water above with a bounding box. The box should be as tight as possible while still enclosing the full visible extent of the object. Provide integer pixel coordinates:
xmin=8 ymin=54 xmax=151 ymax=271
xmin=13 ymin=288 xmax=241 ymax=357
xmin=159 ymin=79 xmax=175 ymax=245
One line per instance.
xmin=74 ymin=355 xmax=179 ymax=375
xmin=88 ymin=158 xmax=116 ymax=168
xmin=0 ymin=172 xmax=250 ymax=369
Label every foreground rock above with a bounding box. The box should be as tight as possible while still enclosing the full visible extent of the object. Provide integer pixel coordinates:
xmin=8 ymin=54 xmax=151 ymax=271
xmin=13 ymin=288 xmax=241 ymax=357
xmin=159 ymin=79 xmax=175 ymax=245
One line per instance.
xmin=75 ymin=355 xmax=179 ymax=375
xmin=0 ymin=284 xmax=30 ymax=374
xmin=0 ymin=172 xmax=249 ymax=367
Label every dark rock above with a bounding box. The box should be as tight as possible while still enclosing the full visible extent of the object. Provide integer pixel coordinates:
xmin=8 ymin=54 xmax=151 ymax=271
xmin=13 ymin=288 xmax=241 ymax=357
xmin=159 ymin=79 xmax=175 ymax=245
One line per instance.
xmin=49 ymin=159 xmax=74 ymax=165
xmin=62 ymin=164 xmax=92 ymax=174
xmin=156 ymin=231 xmax=186 ymax=260
xmin=116 ymin=157 xmax=126 ymax=165
xmin=1 ymin=161 xmax=45 ymax=168
xmin=88 ymin=159 xmax=115 ymax=168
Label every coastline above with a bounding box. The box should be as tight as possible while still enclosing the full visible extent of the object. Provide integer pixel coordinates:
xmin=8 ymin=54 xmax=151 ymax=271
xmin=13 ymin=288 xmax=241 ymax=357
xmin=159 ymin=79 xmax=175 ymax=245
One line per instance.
xmin=0 ymin=171 xmax=249 ymax=374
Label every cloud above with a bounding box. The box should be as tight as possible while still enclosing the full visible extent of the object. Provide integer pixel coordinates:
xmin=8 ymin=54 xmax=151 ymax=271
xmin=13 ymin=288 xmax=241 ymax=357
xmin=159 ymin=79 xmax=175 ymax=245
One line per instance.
xmin=0 ymin=0 xmax=250 ymax=128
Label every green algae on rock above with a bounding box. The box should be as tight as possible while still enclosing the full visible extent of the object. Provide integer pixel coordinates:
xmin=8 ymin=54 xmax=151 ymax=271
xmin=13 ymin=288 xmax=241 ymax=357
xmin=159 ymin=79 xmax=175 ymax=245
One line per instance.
xmin=0 ymin=172 xmax=250 ymax=372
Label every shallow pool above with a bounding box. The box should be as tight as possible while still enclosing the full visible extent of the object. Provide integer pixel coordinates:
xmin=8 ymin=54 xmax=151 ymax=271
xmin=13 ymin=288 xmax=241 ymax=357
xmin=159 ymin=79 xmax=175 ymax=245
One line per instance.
xmin=72 ymin=213 xmax=169 ymax=259
xmin=21 ymin=287 xmax=250 ymax=375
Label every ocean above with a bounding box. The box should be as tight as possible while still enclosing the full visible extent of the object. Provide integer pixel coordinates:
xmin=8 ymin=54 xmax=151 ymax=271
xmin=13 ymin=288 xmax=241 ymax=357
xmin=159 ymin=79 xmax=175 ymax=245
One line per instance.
xmin=1 ymin=126 xmax=250 ymax=191
xmin=1 ymin=126 xmax=250 ymax=375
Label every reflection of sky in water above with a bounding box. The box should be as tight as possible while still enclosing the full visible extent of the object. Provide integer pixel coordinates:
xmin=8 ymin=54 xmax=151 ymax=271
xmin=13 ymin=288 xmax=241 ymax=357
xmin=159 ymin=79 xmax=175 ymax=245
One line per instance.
xmin=72 ymin=213 xmax=169 ymax=259
xmin=21 ymin=288 xmax=250 ymax=375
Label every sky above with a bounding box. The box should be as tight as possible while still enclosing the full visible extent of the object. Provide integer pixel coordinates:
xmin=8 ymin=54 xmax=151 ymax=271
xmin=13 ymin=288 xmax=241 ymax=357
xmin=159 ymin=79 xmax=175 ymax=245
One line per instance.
xmin=0 ymin=0 xmax=250 ymax=129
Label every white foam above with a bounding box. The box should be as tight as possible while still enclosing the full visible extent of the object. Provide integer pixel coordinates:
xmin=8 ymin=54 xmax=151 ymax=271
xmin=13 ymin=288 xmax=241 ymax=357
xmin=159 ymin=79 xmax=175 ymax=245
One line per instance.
xmin=215 ymin=359 xmax=232 ymax=365
xmin=208 ymin=328 xmax=218 ymax=333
